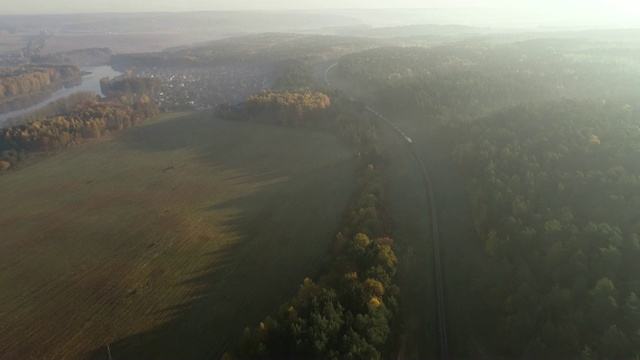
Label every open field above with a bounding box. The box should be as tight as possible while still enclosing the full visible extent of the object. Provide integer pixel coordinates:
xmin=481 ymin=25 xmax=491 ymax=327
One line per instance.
xmin=0 ymin=111 xmax=354 ymax=359
xmin=41 ymin=33 xmax=220 ymax=54
xmin=0 ymin=33 xmax=26 ymax=55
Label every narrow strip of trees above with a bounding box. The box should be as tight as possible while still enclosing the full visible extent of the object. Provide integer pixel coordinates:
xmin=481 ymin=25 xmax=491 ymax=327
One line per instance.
xmin=0 ymin=65 xmax=81 ymax=100
xmin=2 ymin=91 xmax=97 ymax=127
xmin=217 ymin=74 xmax=398 ymax=358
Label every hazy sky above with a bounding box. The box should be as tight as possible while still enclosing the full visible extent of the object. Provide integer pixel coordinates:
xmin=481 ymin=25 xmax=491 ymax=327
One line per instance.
xmin=2 ymin=0 xmax=640 ymax=22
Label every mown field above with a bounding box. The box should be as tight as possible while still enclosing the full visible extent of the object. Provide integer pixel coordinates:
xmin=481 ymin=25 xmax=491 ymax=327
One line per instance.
xmin=0 ymin=111 xmax=354 ymax=359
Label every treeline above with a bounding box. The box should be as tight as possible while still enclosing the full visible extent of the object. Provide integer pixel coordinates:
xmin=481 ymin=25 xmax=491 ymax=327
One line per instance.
xmin=238 ymin=231 xmax=398 ymax=359
xmin=2 ymin=91 xmax=97 ymax=127
xmin=217 ymin=59 xmax=327 ymax=127
xmin=0 ymin=99 xmax=156 ymax=156
xmin=216 ymin=90 xmax=383 ymax=168
xmin=0 ymin=78 xmax=83 ymax=116
xmin=452 ymin=99 xmax=640 ymax=358
xmin=219 ymin=85 xmax=398 ymax=358
xmin=243 ymin=90 xmax=331 ymax=127
xmin=0 ymin=65 xmax=81 ymax=100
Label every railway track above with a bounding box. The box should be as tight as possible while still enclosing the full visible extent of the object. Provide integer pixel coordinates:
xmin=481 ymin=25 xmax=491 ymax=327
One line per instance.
xmin=324 ymin=63 xmax=449 ymax=359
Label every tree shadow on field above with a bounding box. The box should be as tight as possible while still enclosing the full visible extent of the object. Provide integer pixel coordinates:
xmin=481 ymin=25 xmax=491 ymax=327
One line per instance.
xmin=90 ymin=113 xmax=354 ymax=359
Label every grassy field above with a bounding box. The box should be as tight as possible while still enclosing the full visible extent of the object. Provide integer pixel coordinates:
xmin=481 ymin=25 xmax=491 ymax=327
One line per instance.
xmin=0 ymin=33 xmax=26 ymax=55
xmin=0 ymin=111 xmax=354 ymax=359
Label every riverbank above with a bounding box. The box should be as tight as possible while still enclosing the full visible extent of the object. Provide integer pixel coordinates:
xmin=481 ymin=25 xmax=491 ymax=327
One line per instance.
xmin=0 ymin=66 xmax=122 ymax=124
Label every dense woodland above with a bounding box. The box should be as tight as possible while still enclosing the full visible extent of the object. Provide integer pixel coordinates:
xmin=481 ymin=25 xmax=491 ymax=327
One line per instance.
xmin=338 ymin=40 xmax=640 ymax=123
xmin=337 ymin=37 xmax=640 ymax=358
xmin=218 ymin=64 xmax=399 ymax=359
xmin=0 ymin=77 xmax=158 ymax=170
xmin=452 ymin=99 xmax=640 ymax=358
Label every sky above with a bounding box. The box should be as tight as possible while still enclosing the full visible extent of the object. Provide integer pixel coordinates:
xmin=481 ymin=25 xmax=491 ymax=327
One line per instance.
xmin=2 ymin=0 xmax=640 ymax=26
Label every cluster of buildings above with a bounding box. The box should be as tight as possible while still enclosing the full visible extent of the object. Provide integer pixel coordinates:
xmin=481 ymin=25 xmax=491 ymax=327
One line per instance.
xmin=133 ymin=65 xmax=274 ymax=110
xmin=0 ymin=54 xmax=26 ymax=67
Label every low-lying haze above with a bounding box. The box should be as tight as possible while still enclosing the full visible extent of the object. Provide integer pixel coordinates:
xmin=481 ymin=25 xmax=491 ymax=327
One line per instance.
xmin=3 ymin=0 xmax=640 ymax=28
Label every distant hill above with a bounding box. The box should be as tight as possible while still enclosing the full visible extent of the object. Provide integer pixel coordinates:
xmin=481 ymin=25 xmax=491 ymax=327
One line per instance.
xmin=31 ymin=47 xmax=113 ymax=66
xmin=337 ymin=24 xmax=493 ymax=38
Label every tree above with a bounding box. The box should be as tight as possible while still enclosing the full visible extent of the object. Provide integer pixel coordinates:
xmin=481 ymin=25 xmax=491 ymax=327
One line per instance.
xmin=364 ymin=278 xmax=385 ymax=297
xmin=352 ymin=233 xmax=371 ymax=248
xmin=598 ymin=325 xmax=633 ymax=359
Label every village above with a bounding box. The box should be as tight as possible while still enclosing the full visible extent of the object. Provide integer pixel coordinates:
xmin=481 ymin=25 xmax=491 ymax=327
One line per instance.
xmin=0 ymin=53 xmax=26 ymax=67
xmin=133 ymin=64 xmax=274 ymax=110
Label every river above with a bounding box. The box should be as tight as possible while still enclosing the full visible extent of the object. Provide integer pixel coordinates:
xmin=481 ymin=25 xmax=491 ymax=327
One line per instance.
xmin=0 ymin=66 xmax=123 ymax=124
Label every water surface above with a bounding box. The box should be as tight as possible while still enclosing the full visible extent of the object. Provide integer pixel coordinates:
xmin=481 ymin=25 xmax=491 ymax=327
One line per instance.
xmin=0 ymin=66 xmax=123 ymax=124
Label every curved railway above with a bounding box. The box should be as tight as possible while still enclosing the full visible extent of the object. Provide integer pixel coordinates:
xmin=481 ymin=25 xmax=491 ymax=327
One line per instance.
xmin=325 ymin=62 xmax=449 ymax=360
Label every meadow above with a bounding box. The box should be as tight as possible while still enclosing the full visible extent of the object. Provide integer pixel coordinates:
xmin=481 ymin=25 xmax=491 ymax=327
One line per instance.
xmin=0 ymin=111 xmax=354 ymax=359
xmin=0 ymin=33 xmax=25 ymax=55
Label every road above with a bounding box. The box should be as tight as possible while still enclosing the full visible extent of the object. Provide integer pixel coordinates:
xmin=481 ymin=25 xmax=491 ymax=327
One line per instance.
xmin=324 ymin=63 xmax=449 ymax=359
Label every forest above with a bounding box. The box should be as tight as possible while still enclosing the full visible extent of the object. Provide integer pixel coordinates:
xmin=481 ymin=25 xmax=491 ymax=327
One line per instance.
xmin=335 ymin=35 xmax=640 ymax=358
xmin=337 ymin=39 xmax=640 ymax=123
xmin=453 ymin=99 xmax=640 ymax=358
